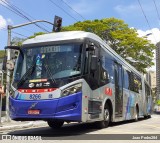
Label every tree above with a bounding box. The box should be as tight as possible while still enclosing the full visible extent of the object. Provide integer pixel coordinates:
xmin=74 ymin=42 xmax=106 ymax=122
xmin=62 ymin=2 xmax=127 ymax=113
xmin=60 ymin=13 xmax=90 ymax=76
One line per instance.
xmin=0 ymin=50 xmax=5 ymax=59
xmin=28 ymin=32 xmax=45 ymax=39
xmin=62 ymin=18 xmax=155 ymax=73
xmin=11 ymin=37 xmax=25 ymax=46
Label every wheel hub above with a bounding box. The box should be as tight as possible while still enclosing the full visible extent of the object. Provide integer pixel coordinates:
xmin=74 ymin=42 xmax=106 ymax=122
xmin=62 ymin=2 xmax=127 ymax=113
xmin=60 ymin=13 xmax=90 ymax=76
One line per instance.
xmin=104 ymin=109 xmax=109 ymax=121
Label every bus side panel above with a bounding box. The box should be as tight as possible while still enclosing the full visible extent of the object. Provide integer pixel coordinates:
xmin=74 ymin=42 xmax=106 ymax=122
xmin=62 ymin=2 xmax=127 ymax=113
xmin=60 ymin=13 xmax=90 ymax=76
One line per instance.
xmin=125 ymin=91 xmax=136 ymax=119
xmin=123 ymin=88 xmax=131 ymax=120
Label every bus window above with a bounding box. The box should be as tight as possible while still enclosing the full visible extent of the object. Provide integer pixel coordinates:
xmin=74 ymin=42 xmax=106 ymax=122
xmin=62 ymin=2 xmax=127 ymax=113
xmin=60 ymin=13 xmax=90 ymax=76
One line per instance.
xmin=129 ymin=72 xmax=142 ymax=93
xmin=123 ymin=69 xmax=129 ymax=89
xmin=133 ymin=74 xmax=142 ymax=93
xmin=100 ymin=48 xmax=114 ymax=84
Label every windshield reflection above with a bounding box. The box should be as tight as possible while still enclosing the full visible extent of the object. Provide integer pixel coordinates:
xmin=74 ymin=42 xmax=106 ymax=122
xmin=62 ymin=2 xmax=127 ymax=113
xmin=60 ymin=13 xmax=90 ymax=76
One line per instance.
xmin=13 ymin=43 xmax=83 ymax=88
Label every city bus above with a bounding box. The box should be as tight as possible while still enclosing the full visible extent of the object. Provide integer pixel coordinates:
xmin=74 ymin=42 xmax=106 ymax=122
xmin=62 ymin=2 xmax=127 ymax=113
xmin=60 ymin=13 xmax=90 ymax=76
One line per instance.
xmin=7 ymin=31 xmax=152 ymax=129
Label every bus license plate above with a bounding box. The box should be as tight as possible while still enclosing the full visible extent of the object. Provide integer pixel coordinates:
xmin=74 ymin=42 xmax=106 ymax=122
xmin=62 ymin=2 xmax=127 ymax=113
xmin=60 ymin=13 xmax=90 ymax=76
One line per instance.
xmin=28 ymin=110 xmax=40 ymax=115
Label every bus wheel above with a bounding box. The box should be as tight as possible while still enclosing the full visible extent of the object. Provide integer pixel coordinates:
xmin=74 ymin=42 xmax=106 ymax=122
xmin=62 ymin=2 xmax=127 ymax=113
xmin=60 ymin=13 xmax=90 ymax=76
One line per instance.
xmin=134 ymin=107 xmax=139 ymax=121
xmin=147 ymin=115 xmax=151 ymax=118
xmin=95 ymin=104 xmax=110 ymax=129
xmin=47 ymin=120 xmax=64 ymax=129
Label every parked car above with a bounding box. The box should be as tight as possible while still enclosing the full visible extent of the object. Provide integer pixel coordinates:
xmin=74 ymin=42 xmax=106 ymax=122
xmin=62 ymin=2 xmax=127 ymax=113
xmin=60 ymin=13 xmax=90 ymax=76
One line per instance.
xmin=154 ymin=105 xmax=160 ymax=113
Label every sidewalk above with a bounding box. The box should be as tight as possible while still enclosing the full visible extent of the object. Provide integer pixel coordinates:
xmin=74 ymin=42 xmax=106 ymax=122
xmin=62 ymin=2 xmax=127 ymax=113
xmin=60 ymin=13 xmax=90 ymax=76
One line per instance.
xmin=0 ymin=117 xmax=47 ymax=131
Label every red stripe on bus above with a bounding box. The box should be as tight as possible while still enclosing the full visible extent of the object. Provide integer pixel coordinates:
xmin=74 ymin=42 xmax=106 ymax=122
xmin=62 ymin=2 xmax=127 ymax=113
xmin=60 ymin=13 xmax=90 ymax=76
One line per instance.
xmin=18 ymin=88 xmax=57 ymax=93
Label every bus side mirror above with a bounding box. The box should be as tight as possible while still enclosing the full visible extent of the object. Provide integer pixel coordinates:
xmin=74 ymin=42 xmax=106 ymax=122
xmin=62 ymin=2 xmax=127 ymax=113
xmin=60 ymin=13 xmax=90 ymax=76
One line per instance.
xmin=2 ymin=46 xmax=21 ymax=71
xmin=90 ymin=55 xmax=98 ymax=72
xmin=87 ymin=43 xmax=95 ymax=51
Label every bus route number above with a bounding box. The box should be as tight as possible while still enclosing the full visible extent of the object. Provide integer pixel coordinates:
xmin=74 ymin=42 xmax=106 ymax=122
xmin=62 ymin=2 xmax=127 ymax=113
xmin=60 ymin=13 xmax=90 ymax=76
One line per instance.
xmin=30 ymin=94 xmax=41 ymax=100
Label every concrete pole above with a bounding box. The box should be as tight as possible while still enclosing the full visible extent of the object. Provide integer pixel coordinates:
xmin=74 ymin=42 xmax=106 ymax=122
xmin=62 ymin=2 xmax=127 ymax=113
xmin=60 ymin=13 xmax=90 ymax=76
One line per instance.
xmin=0 ymin=71 xmax=4 ymax=125
xmin=5 ymin=26 xmax=11 ymax=122
xmin=0 ymin=94 xmax=2 ymax=125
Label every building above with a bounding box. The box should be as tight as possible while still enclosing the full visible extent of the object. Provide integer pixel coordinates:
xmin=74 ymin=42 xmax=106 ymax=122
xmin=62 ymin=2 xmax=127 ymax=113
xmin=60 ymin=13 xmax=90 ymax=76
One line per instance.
xmin=156 ymin=42 xmax=160 ymax=99
xmin=146 ymin=71 xmax=156 ymax=89
xmin=150 ymin=71 xmax=156 ymax=89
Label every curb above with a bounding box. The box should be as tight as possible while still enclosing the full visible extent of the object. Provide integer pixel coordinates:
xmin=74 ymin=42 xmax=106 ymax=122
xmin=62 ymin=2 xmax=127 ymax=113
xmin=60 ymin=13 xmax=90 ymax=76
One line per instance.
xmin=0 ymin=122 xmax=34 ymax=131
xmin=0 ymin=121 xmax=47 ymax=131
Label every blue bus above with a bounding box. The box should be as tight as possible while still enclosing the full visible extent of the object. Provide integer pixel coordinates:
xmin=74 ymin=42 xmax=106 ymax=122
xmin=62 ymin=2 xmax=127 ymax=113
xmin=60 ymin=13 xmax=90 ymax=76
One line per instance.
xmin=7 ymin=31 xmax=152 ymax=129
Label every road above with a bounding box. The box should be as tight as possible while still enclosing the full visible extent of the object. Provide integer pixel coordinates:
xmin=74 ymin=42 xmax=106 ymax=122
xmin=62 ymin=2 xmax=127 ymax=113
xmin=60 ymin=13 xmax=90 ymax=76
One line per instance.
xmin=0 ymin=114 xmax=160 ymax=142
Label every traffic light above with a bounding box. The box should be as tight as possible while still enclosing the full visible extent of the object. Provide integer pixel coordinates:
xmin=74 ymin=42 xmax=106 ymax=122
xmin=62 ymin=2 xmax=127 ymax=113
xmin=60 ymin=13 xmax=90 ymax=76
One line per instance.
xmin=53 ymin=16 xmax=62 ymax=32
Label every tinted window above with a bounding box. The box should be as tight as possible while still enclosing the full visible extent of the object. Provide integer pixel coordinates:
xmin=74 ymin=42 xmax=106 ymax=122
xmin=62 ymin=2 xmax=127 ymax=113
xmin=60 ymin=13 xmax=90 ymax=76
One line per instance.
xmin=100 ymin=48 xmax=114 ymax=84
xmin=129 ymin=72 xmax=142 ymax=93
xmin=123 ymin=69 xmax=129 ymax=89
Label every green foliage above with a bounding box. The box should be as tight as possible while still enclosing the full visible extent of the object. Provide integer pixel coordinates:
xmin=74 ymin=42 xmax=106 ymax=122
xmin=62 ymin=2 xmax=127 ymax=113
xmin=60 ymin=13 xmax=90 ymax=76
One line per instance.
xmin=11 ymin=37 xmax=25 ymax=46
xmin=0 ymin=50 xmax=5 ymax=59
xmin=28 ymin=32 xmax=46 ymax=39
xmin=62 ymin=18 xmax=156 ymax=73
xmin=156 ymin=100 xmax=160 ymax=105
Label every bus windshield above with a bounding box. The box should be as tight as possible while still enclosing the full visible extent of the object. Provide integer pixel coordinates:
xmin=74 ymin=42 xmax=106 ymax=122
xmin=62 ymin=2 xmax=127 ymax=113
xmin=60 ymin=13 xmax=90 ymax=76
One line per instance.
xmin=13 ymin=43 xmax=83 ymax=88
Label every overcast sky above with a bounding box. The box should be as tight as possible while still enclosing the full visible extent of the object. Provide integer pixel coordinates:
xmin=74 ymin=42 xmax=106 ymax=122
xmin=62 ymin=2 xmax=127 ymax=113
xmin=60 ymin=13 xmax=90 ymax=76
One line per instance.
xmin=0 ymin=0 xmax=160 ymax=71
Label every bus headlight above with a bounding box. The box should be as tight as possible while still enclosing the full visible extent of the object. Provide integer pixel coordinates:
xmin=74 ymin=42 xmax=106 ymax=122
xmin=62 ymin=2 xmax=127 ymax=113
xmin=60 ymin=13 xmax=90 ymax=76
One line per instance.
xmin=61 ymin=83 xmax=82 ymax=97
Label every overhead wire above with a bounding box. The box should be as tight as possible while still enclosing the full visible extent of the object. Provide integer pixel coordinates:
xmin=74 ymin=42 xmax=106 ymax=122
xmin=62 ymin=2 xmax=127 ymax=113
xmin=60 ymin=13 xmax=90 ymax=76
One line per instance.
xmin=152 ymin=0 xmax=160 ymax=22
xmin=48 ymin=0 xmax=79 ymax=22
xmin=2 ymin=0 xmax=49 ymax=32
xmin=1 ymin=27 xmax=28 ymax=38
xmin=12 ymin=31 xmax=28 ymax=38
xmin=6 ymin=0 xmax=51 ymax=31
xmin=59 ymin=0 xmax=86 ymax=21
xmin=137 ymin=0 xmax=158 ymax=43
xmin=0 ymin=0 xmax=49 ymax=32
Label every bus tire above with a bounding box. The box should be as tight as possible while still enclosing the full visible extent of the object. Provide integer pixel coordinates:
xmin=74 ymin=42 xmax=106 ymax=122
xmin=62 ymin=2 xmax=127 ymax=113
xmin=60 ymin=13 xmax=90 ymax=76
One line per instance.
xmin=134 ymin=106 xmax=139 ymax=122
xmin=47 ymin=120 xmax=64 ymax=129
xmin=95 ymin=104 xmax=110 ymax=129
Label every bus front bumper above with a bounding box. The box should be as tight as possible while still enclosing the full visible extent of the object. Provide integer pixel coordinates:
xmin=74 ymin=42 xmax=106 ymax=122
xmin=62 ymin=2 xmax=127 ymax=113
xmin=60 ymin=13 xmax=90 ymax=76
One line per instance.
xmin=9 ymin=92 xmax=82 ymax=122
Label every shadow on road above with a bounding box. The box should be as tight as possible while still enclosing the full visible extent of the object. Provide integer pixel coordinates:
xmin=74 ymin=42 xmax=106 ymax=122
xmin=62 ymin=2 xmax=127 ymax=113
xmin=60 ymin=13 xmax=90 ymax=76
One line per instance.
xmin=110 ymin=116 xmax=151 ymax=127
xmin=8 ymin=122 xmax=97 ymax=137
xmin=8 ymin=117 xmax=152 ymax=137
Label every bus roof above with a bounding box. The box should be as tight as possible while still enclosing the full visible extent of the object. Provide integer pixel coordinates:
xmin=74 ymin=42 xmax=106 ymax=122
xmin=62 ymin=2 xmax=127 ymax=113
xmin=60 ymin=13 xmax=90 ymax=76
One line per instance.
xmin=23 ymin=31 xmax=102 ymax=45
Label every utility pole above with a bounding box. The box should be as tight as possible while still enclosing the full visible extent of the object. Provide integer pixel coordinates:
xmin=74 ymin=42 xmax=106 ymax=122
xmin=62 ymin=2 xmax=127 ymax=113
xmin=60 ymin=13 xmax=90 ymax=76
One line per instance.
xmin=5 ymin=25 xmax=12 ymax=122
xmin=5 ymin=20 xmax=54 ymax=122
xmin=0 ymin=71 xmax=4 ymax=124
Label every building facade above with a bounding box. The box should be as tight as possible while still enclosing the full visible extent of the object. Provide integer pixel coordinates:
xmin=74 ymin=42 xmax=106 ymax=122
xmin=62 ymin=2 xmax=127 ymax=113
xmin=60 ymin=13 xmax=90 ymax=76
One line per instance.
xmin=146 ymin=71 xmax=156 ymax=89
xmin=156 ymin=42 xmax=160 ymax=99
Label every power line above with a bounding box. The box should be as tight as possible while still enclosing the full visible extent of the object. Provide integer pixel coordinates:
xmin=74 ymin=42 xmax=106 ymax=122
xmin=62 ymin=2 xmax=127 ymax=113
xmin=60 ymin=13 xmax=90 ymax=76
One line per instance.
xmin=48 ymin=0 xmax=79 ymax=22
xmin=7 ymin=0 xmax=51 ymax=31
xmin=2 ymin=0 xmax=49 ymax=32
xmin=137 ymin=0 xmax=157 ymax=43
xmin=0 ymin=0 xmax=49 ymax=32
xmin=137 ymin=0 xmax=152 ymax=30
xmin=12 ymin=31 xmax=28 ymax=38
xmin=152 ymin=0 xmax=160 ymax=21
xmin=1 ymin=28 xmax=28 ymax=38
xmin=59 ymin=0 xmax=86 ymax=20
xmin=0 ymin=3 xmax=35 ymax=34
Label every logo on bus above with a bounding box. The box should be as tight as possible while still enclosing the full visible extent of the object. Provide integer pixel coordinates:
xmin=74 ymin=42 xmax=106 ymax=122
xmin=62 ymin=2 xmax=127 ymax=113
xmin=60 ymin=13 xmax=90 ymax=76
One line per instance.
xmin=105 ymin=87 xmax=112 ymax=96
xmin=29 ymin=94 xmax=41 ymax=100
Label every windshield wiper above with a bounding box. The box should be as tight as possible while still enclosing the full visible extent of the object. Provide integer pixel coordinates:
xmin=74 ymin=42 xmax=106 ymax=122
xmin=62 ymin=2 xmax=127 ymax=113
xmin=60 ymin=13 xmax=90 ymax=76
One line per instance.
xmin=17 ymin=62 xmax=36 ymax=88
xmin=43 ymin=58 xmax=56 ymax=84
